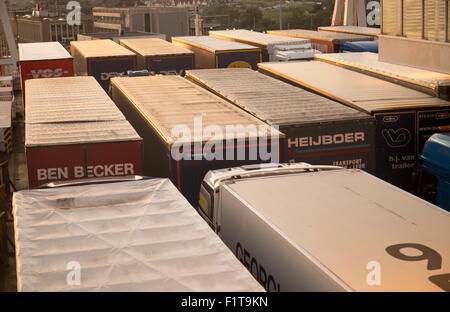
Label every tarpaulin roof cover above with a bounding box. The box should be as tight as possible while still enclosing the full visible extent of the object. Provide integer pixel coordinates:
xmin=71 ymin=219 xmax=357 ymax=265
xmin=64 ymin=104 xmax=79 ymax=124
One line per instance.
xmin=13 ymin=178 xmax=264 ymax=292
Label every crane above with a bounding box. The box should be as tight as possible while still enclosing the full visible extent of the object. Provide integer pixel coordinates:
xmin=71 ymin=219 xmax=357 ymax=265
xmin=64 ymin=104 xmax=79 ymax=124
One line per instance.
xmin=0 ymin=0 xmax=18 ymax=74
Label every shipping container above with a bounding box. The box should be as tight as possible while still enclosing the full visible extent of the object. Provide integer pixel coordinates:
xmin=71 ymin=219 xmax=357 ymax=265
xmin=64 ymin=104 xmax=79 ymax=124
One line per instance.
xmin=267 ymin=29 xmax=373 ymax=53
xmin=186 ymin=68 xmax=375 ymax=172
xmin=25 ymin=76 xmax=143 ymax=188
xmin=258 ymin=61 xmax=450 ymax=192
xmin=209 ymin=29 xmax=312 ymax=61
xmin=18 ymin=42 xmax=73 ymax=108
xmin=70 ymin=39 xmax=137 ymax=91
xmin=198 ymin=163 xmax=450 ymax=292
xmin=110 ymin=75 xmax=284 ymax=204
xmin=13 ymin=177 xmax=265 ymax=292
xmin=120 ymin=38 xmax=194 ymax=75
xmin=317 ymin=26 xmax=381 ymax=37
xmin=171 ymin=36 xmax=262 ymax=70
xmin=315 ymin=52 xmax=450 ymax=100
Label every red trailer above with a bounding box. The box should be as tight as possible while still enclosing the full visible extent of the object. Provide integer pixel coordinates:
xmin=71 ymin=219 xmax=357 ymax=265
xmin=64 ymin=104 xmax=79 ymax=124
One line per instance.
xmin=19 ymin=42 xmax=73 ymax=109
xmin=25 ymin=76 xmax=143 ymax=188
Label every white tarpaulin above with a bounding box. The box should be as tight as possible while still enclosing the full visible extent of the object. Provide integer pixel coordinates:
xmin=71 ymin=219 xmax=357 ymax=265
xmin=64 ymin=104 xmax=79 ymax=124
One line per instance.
xmin=13 ymin=178 xmax=264 ymax=292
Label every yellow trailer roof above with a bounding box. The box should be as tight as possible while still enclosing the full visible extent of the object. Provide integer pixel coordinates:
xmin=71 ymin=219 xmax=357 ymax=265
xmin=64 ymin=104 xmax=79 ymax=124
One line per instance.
xmin=120 ymin=38 xmax=194 ymax=57
xmin=70 ymin=39 xmax=136 ymax=58
xmin=318 ymin=26 xmax=381 ymax=37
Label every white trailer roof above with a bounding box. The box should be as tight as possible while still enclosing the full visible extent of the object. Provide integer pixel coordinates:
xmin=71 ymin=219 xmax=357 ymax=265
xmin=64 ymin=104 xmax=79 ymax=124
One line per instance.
xmin=19 ymin=42 xmax=72 ymax=61
xmin=209 ymin=29 xmax=309 ymax=49
xmin=258 ymin=61 xmax=450 ymax=113
xmin=224 ymin=168 xmax=450 ymax=292
xmin=120 ymin=38 xmax=194 ymax=57
xmin=315 ymin=52 xmax=450 ymax=92
xmin=317 ymin=26 xmax=381 ymax=37
xmin=25 ymin=76 xmax=125 ymax=124
xmin=13 ymin=178 xmax=264 ymax=292
xmin=172 ymin=36 xmax=259 ymax=52
xmin=70 ymin=39 xmax=136 ymax=58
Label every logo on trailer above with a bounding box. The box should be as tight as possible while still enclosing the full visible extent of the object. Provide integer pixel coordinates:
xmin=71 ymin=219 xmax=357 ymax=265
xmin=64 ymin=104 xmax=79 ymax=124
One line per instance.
xmin=382 ymin=128 xmax=411 ymax=148
xmin=27 ymin=68 xmax=69 ymax=79
xmin=100 ymin=72 xmax=127 ymax=80
xmin=228 ymin=61 xmax=252 ymax=69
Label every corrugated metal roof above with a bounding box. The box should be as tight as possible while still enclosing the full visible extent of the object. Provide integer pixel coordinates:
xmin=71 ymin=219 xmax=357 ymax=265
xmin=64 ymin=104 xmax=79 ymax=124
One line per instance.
xmin=111 ymin=75 xmax=283 ymax=144
xmin=71 ymin=39 xmax=136 ymax=58
xmin=19 ymin=42 xmax=72 ymax=61
xmin=186 ymin=68 xmax=370 ymax=125
xmin=25 ymin=120 xmax=140 ymax=146
xmin=258 ymin=61 xmax=450 ymax=113
xmin=267 ymin=29 xmax=374 ymax=43
xmin=172 ymin=36 xmax=259 ymax=52
xmin=25 ymin=77 xmax=125 ymax=124
xmin=315 ymin=52 xmax=450 ymax=90
xmin=317 ymin=26 xmax=381 ymax=37
xmin=209 ymin=29 xmax=309 ymax=48
xmin=13 ymin=178 xmax=265 ymax=292
xmin=120 ymin=38 xmax=193 ymax=57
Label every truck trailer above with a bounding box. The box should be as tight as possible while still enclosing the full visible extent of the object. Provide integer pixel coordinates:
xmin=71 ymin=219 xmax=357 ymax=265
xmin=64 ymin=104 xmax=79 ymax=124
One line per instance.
xmin=258 ymin=61 xmax=450 ymax=192
xmin=171 ymin=36 xmax=262 ymax=70
xmin=267 ymin=29 xmax=373 ymax=53
xmin=120 ymin=38 xmax=194 ymax=75
xmin=19 ymin=42 xmax=73 ymax=109
xmin=186 ymin=68 xmax=375 ymax=171
xmin=198 ymin=163 xmax=450 ymax=292
xmin=25 ymin=76 xmax=143 ymax=188
xmin=13 ymin=177 xmax=265 ymax=292
xmin=70 ymin=39 xmax=137 ymax=91
xmin=110 ymin=75 xmax=283 ymax=204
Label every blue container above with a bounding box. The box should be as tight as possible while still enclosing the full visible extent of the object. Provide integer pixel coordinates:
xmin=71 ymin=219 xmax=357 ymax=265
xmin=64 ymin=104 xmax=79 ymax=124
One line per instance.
xmin=340 ymin=40 xmax=378 ymax=53
xmin=419 ymin=132 xmax=450 ymax=211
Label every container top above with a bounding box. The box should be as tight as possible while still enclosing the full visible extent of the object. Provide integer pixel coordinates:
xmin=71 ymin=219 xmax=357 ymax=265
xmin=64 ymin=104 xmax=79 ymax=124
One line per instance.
xmin=120 ymin=38 xmax=193 ymax=57
xmin=258 ymin=61 xmax=450 ymax=113
xmin=315 ymin=52 xmax=450 ymax=90
xmin=25 ymin=76 xmax=125 ymax=124
xmin=70 ymin=39 xmax=136 ymax=58
xmin=186 ymin=68 xmax=370 ymax=125
xmin=317 ymin=26 xmax=381 ymax=37
xmin=0 ymin=101 xmax=12 ymax=128
xmin=13 ymin=178 xmax=265 ymax=292
xmin=209 ymin=29 xmax=309 ymax=48
xmin=172 ymin=36 xmax=260 ymax=52
xmin=19 ymin=42 xmax=72 ymax=61
xmin=267 ymin=29 xmax=374 ymax=43
xmin=111 ymin=75 xmax=283 ymax=144
xmin=225 ymin=168 xmax=450 ymax=292
xmin=25 ymin=120 xmax=141 ymax=147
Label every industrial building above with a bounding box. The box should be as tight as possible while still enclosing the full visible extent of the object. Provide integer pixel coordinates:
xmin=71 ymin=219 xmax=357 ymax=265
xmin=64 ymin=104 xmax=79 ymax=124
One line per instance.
xmin=92 ymin=6 xmax=190 ymax=40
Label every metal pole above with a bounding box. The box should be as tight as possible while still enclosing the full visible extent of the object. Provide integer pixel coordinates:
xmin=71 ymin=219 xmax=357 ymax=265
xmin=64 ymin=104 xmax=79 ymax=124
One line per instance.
xmin=279 ymin=0 xmax=282 ymax=30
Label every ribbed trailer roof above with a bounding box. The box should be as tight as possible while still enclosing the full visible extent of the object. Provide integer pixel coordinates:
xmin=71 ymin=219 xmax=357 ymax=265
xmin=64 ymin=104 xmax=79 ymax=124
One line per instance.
xmin=13 ymin=178 xmax=265 ymax=292
xmin=186 ymin=68 xmax=370 ymax=125
xmin=315 ymin=52 xmax=450 ymax=92
xmin=71 ymin=39 xmax=136 ymax=58
xmin=172 ymin=36 xmax=259 ymax=52
xmin=258 ymin=61 xmax=450 ymax=113
xmin=25 ymin=77 xmax=125 ymax=124
xmin=209 ymin=29 xmax=309 ymax=48
xmin=120 ymin=38 xmax=193 ymax=57
xmin=19 ymin=42 xmax=72 ymax=61
xmin=110 ymin=76 xmax=282 ymax=144
xmin=25 ymin=120 xmax=141 ymax=147
xmin=317 ymin=26 xmax=381 ymax=37
xmin=267 ymin=29 xmax=374 ymax=43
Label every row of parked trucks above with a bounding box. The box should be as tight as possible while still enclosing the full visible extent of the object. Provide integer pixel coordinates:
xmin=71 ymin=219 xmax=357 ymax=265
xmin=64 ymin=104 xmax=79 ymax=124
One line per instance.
xmin=11 ymin=30 xmax=450 ymax=292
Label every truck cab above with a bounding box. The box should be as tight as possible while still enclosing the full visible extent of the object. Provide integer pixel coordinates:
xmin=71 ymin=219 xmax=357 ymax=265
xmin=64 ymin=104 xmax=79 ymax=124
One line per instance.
xmin=418 ymin=132 xmax=450 ymax=211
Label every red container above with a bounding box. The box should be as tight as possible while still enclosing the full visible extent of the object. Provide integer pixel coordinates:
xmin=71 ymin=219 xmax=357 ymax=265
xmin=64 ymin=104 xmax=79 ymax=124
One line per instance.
xmin=19 ymin=42 xmax=74 ymax=108
xmin=25 ymin=76 xmax=143 ymax=188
